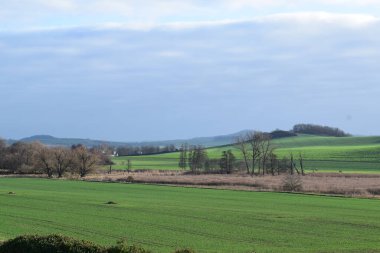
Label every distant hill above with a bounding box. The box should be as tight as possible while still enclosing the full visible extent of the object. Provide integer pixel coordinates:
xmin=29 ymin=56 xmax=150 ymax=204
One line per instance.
xmin=5 ymin=124 xmax=350 ymax=148
xmin=8 ymin=130 xmax=253 ymax=148
xmin=17 ymin=135 xmax=127 ymax=147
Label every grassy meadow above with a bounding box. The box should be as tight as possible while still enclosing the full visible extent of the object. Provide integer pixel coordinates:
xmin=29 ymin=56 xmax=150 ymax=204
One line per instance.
xmin=111 ymin=135 xmax=380 ymax=173
xmin=1 ymin=178 xmax=380 ymax=253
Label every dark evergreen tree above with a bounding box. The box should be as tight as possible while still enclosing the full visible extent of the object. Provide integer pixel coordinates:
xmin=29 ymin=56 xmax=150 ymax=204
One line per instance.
xmin=178 ymin=143 xmax=188 ymax=170
xmin=219 ymin=150 xmax=236 ymax=174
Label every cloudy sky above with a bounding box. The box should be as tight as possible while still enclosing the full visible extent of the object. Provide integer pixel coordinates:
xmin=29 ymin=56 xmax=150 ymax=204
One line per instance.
xmin=1 ymin=1 xmax=380 ymax=141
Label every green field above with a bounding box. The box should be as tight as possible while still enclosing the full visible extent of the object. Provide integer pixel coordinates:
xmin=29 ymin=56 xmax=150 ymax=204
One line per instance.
xmin=1 ymin=178 xmax=380 ymax=252
xmin=111 ymin=135 xmax=380 ymax=173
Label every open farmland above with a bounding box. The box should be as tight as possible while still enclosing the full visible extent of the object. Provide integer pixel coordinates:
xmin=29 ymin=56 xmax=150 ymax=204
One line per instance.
xmin=1 ymin=178 xmax=380 ymax=253
xmin=111 ymin=135 xmax=380 ymax=173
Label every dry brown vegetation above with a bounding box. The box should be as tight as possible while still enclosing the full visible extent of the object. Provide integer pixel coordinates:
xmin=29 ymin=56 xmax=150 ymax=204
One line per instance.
xmin=3 ymin=169 xmax=380 ymax=198
xmin=85 ymin=170 xmax=380 ymax=198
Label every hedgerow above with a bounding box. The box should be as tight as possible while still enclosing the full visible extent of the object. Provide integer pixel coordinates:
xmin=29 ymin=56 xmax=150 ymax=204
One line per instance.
xmin=0 ymin=235 xmax=195 ymax=253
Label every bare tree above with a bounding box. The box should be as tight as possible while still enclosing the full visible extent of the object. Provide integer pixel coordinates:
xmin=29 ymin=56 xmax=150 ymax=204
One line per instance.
xmin=257 ymin=133 xmax=272 ymax=175
xmin=36 ymin=145 xmax=54 ymax=177
xmin=235 ymin=131 xmax=272 ymax=176
xmin=235 ymin=136 xmax=251 ymax=174
xmin=269 ymin=153 xmax=278 ymax=176
xmin=6 ymin=142 xmax=41 ymax=173
xmin=72 ymin=146 xmax=99 ymax=177
xmin=0 ymin=139 xmax=7 ymax=170
xmin=289 ymin=153 xmax=294 ymax=175
xmin=290 ymin=153 xmax=301 ymax=175
xmin=246 ymin=132 xmax=262 ymax=175
xmin=0 ymin=139 xmax=6 ymax=151
xmin=299 ymin=152 xmax=305 ymax=176
xmin=52 ymin=147 xmax=73 ymax=177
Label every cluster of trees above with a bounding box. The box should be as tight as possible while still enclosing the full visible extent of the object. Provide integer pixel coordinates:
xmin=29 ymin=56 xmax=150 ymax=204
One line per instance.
xmin=0 ymin=139 xmax=105 ymax=177
xmin=179 ymin=144 xmax=208 ymax=173
xmin=178 ymin=144 xmax=236 ymax=174
xmin=269 ymin=130 xmax=297 ymax=139
xmin=178 ymin=131 xmax=307 ymax=176
xmin=188 ymin=146 xmax=209 ymax=173
xmin=235 ymin=131 xmax=306 ymax=176
xmin=292 ymin=124 xmax=350 ymax=137
xmin=116 ymin=144 xmax=176 ymax=156
xmin=235 ymin=132 xmax=275 ymax=175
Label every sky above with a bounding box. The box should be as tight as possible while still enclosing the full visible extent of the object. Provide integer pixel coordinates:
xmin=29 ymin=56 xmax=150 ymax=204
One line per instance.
xmin=1 ymin=1 xmax=380 ymax=141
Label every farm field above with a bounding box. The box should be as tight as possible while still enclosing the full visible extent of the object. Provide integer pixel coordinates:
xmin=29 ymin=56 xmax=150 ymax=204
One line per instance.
xmin=1 ymin=178 xmax=380 ymax=253
xmin=111 ymin=135 xmax=380 ymax=173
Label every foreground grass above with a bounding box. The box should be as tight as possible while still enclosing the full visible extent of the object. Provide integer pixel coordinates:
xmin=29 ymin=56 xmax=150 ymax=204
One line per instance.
xmin=111 ymin=135 xmax=380 ymax=173
xmin=1 ymin=178 xmax=380 ymax=252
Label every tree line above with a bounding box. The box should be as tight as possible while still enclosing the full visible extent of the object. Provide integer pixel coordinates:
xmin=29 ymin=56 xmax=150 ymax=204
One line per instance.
xmin=178 ymin=131 xmax=306 ymax=176
xmin=116 ymin=144 xmax=177 ymax=156
xmin=292 ymin=124 xmax=350 ymax=137
xmin=0 ymin=139 xmax=108 ymax=177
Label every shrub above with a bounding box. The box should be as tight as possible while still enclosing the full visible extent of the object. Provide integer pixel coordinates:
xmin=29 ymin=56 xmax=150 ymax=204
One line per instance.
xmin=0 ymin=234 xmax=105 ymax=253
xmin=367 ymin=188 xmax=380 ymax=195
xmin=173 ymin=249 xmax=196 ymax=253
xmin=0 ymin=235 xmax=195 ymax=253
xmin=282 ymin=174 xmax=303 ymax=192
xmin=107 ymin=239 xmax=151 ymax=253
xmin=107 ymin=244 xmax=151 ymax=253
xmin=126 ymin=176 xmax=134 ymax=183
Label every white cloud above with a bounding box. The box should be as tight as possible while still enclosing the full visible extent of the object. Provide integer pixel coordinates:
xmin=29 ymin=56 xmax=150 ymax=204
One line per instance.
xmin=317 ymin=0 xmax=380 ymax=6
xmin=2 ymin=0 xmax=380 ymax=31
xmin=256 ymin=12 xmax=379 ymax=28
xmin=36 ymin=0 xmax=75 ymax=11
xmin=223 ymin=0 xmax=288 ymax=9
xmin=224 ymin=0 xmax=380 ymax=8
xmin=156 ymin=51 xmax=186 ymax=58
xmin=88 ymin=0 xmax=199 ymax=17
xmin=83 ymin=12 xmax=377 ymax=32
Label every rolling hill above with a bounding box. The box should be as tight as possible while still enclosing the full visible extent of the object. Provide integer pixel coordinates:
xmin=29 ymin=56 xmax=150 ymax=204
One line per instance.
xmin=112 ymin=135 xmax=380 ymax=173
xmin=6 ymin=130 xmax=252 ymax=148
